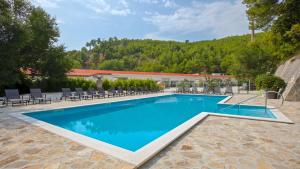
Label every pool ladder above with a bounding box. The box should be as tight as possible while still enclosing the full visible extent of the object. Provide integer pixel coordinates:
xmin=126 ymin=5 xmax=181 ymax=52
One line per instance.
xmin=218 ymin=91 xmax=285 ymax=114
xmin=264 ymin=91 xmax=285 ymax=112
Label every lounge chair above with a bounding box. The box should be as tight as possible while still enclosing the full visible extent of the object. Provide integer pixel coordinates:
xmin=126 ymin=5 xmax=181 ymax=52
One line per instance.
xmin=202 ymin=85 xmax=209 ymax=94
xmin=213 ymin=86 xmax=222 ymax=95
xmin=183 ymin=87 xmax=190 ymax=93
xmin=117 ymin=87 xmax=125 ymax=96
xmin=224 ymin=85 xmax=233 ymax=95
xmin=30 ymin=88 xmax=51 ymax=104
xmin=107 ymin=88 xmax=117 ymax=98
xmin=5 ymin=89 xmax=29 ymax=106
xmin=191 ymin=86 xmax=198 ymax=94
xmin=176 ymin=86 xmax=183 ymax=93
xmin=88 ymin=88 xmax=103 ymax=99
xmin=127 ymin=87 xmax=135 ymax=95
xmin=98 ymin=88 xmax=106 ymax=98
xmin=75 ymin=88 xmax=93 ymax=100
xmin=134 ymin=87 xmax=140 ymax=95
xmin=137 ymin=87 xmax=143 ymax=94
xmin=61 ymin=88 xmax=80 ymax=101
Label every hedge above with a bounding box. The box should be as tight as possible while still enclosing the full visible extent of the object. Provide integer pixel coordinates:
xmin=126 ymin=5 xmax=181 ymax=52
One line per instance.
xmin=1 ymin=77 xmax=160 ymax=95
xmin=255 ymin=74 xmax=286 ymax=91
xmin=32 ymin=77 xmax=96 ymax=92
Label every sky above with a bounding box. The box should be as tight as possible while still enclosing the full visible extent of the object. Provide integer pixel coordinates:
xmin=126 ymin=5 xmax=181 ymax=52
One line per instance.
xmin=31 ymin=0 xmax=250 ymax=50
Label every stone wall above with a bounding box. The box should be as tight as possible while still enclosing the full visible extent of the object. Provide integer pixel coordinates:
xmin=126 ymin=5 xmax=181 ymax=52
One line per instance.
xmin=275 ymin=55 xmax=300 ymax=101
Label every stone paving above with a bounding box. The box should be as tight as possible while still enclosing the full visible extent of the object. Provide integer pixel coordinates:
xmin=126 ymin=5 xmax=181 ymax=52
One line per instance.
xmin=0 ymin=93 xmax=299 ymax=169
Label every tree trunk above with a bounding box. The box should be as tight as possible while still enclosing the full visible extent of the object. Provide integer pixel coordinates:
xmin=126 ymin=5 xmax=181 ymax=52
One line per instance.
xmin=250 ymin=19 xmax=255 ymax=42
xmin=251 ymin=27 xmax=255 ymax=42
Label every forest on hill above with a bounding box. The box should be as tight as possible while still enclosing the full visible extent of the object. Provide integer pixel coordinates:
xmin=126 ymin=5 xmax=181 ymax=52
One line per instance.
xmin=66 ymin=35 xmax=252 ymax=73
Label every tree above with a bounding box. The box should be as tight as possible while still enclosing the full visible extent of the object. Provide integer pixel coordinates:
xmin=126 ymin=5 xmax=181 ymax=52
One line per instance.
xmin=0 ymin=0 xmax=70 ymax=91
xmin=243 ymin=0 xmax=278 ymax=42
xmin=0 ymin=0 xmax=32 ymax=87
xmin=40 ymin=45 xmax=72 ymax=79
xmin=21 ymin=7 xmax=60 ymax=76
xmin=272 ymin=0 xmax=300 ymax=37
xmin=243 ymin=0 xmax=300 ymax=45
xmin=236 ymin=43 xmax=275 ymax=80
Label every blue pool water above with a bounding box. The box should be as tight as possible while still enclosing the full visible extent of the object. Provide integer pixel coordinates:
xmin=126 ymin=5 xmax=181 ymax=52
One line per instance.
xmin=25 ymin=94 xmax=276 ymax=152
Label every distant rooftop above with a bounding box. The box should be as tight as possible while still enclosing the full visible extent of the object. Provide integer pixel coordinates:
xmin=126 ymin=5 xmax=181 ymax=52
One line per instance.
xmin=67 ymin=69 xmax=230 ymax=79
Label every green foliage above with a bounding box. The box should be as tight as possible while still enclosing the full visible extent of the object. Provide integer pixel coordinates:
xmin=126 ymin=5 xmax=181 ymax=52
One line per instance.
xmin=243 ymin=0 xmax=278 ymax=31
xmin=177 ymin=79 xmax=190 ymax=88
xmin=272 ymin=0 xmax=300 ymax=36
xmin=221 ymin=35 xmax=282 ymax=80
xmin=0 ymin=0 xmax=70 ymax=91
xmin=0 ymin=0 xmax=32 ymax=87
xmin=33 ymin=78 xmax=96 ymax=92
xmin=255 ymin=74 xmax=286 ymax=91
xmin=283 ymin=24 xmax=300 ymax=53
xmin=205 ymin=78 xmax=221 ymax=91
xmin=102 ymin=79 xmax=111 ymax=90
xmin=66 ymin=34 xmax=260 ymax=75
xmin=243 ymin=0 xmax=300 ymax=55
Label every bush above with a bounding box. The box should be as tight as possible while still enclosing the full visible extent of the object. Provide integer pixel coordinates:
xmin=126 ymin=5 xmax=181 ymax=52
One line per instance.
xmin=101 ymin=79 xmax=110 ymax=90
xmin=33 ymin=77 xmax=96 ymax=92
xmin=255 ymin=74 xmax=286 ymax=91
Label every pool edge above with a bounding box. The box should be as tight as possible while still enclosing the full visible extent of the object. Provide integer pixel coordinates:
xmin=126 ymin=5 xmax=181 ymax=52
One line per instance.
xmin=9 ymin=93 xmax=293 ymax=167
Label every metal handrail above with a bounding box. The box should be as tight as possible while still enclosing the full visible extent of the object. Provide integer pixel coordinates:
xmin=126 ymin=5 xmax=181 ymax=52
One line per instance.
xmin=218 ymin=94 xmax=261 ymax=113
xmin=264 ymin=91 xmax=285 ymax=113
xmin=218 ymin=90 xmax=285 ymax=114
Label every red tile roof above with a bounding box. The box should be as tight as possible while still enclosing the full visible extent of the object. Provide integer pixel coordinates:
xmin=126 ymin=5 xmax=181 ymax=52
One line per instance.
xmin=67 ymin=69 xmax=230 ymax=79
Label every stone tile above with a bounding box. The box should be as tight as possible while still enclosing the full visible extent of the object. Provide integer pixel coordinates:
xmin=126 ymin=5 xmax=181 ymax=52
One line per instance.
xmin=0 ymin=154 xmax=20 ymax=168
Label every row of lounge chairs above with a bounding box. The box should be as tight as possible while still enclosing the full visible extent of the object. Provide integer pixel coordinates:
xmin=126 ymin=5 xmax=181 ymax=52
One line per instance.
xmin=61 ymin=87 xmax=162 ymax=101
xmin=3 ymin=87 xmax=162 ymax=106
xmin=4 ymin=89 xmax=51 ymax=106
xmin=176 ymin=85 xmax=233 ymax=95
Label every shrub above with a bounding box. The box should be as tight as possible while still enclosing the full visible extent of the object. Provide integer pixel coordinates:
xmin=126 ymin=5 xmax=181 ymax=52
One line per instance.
xmin=33 ymin=77 xmax=96 ymax=92
xmin=206 ymin=78 xmax=221 ymax=91
xmin=255 ymin=74 xmax=286 ymax=91
xmin=102 ymin=79 xmax=111 ymax=90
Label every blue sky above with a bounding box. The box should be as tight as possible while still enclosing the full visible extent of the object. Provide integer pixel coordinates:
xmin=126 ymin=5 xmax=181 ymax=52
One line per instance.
xmin=31 ymin=0 xmax=250 ymax=50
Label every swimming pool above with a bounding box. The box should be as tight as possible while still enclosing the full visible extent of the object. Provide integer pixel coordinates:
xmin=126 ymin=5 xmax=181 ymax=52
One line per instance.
xmin=25 ymin=94 xmax=276 ymax=152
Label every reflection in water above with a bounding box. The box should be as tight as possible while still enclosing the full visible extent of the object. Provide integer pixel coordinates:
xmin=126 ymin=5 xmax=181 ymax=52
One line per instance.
xmin=25 ymin=94 xmax=273 ymax=151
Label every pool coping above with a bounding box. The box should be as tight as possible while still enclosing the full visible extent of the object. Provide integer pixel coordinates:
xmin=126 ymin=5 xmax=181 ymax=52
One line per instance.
xmin=10 ymin=93 xmax=293 ymax=167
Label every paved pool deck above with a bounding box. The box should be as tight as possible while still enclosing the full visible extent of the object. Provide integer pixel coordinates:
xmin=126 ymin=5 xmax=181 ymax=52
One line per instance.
xmin=0 ymin=93 xmax=299 ymax=169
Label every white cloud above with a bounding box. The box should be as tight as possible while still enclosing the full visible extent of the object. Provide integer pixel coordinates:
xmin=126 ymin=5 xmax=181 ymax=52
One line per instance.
xmin=84 ymin=0 xmax=133 ymax=16
xmin=120 ymin=0 xmax=129 ymax=7
xmin=136 ymin=0 xmax=177 ymax=8
xmin=31 ymin=0 xmax=62 ymax=8
xmin=136 ymin=0 xmax=160 ymax=4
xmin=144 ymin=0 xmax=249 ymax=38
xmin=163 ymin=0 xmax=178 ymax=8
xmin=144 ymin=32 xmax=176 ymax=41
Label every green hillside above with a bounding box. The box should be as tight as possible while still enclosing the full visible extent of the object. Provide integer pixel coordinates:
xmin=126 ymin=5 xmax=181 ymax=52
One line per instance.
xmin=67 ymin=33 xmax=264 ymax=75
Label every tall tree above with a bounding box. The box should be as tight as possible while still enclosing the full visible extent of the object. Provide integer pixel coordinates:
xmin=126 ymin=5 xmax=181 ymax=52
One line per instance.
xmin=21 ymin=7 xmax=60 ymax=76
xmin=0 ymin=0 xmax=70 ymax=89
xmin=0 ymin=0 xmax=32 ymax=86
xmin=243 ymin=0 xmax=278 ymax=42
